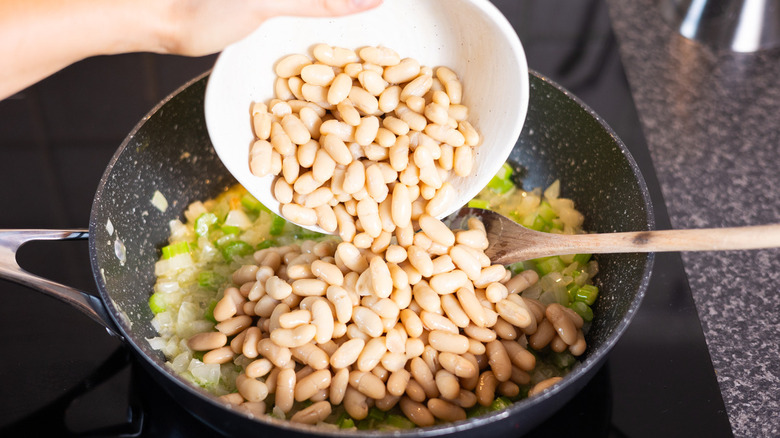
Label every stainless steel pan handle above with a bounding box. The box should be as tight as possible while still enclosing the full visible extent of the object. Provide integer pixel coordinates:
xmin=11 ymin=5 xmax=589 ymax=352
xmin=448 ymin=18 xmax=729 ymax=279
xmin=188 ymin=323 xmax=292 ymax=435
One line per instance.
xmin=0 ymin=229 xmax=119 ymax=336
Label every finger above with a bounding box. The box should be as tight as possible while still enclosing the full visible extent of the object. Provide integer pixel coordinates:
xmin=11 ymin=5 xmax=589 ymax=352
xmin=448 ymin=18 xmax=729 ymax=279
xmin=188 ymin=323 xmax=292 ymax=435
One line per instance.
xmin=260 ymin=0 xmax=383 ymax=18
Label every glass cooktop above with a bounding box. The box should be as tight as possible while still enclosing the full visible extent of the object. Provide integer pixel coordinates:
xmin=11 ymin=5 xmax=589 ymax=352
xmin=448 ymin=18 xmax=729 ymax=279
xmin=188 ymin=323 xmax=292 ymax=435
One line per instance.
xmin=0 ymin=0 xmax=732 ymax=436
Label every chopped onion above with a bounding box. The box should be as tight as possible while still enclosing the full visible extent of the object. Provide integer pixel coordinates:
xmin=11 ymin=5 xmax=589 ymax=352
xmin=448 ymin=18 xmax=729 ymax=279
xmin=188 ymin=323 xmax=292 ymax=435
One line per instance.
xmin=224 ymin=209 xmax=253 ymax=229
xmin=147 ymin=336 xmax=167 ymax=350
xmin=543 ymin=180 xmax=560 ymax=200
xmin=151 ymin=190 xmax=169 ymax=212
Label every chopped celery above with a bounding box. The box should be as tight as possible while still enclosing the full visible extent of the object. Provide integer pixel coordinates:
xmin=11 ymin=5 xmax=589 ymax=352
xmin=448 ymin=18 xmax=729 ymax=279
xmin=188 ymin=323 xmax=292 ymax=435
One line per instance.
xmin=467 ymin=404 xmax=490 ymax=418
xmin=194 ymin=213 xmax=218 ymax=237
xmin=269 ymin=215 xmax=286 ymax=236
xmin=337 ymin=412 xmax=355 ymax=429
xmin=367 ymin=407 xmax=385 ymax=422
xmin=198 ymin=271 xmax=225 ymax=290
xmin=490 ymin=396 xmax=513 ymax=411
xmin=552 ymin=351 xmax=576 ymax=369
xmin=575 ymin=284 xmax=599 ymax=305
xmin=338 ymin=416 xmax=355 ymax=429
xmin=204 ymin=300 xmax=217 ymax=323
xmin=384 ymin=414 xmax=415 ymax=429
xmin=535 ymin=215 xmax=553 ymax=231
xmin=537 ymin=201 xmax=557 ymax=222
xmin=508 ymin=261 xmax=525 ymax=275
xmin=148 ymin=293 xmax=166 ymax=314
xmin=240 ymin=193 xmax=270 ymax=213
xmin=256 ymin=239 xmax=278 ymax=250
xmin=293 ymin=225 xmax=326 ymax=240
xmin=495 ymin=162 xmax=513 ymax=180
xmin=566 ymin=283 xmax=580 ymax=303
xmin=488 ymin=177 xmax=515 ymax=194
xmin=569 ymin=301 xmax=594 ymax=322
xmin=357 ymin=418 xmax=377 ymax=430
xmin=161 ymin=241 xmax=191 ymax=259
xmin=221 ymin=225 xmax=241 ymax=235
xmin=524 ymin=214 xmax=551 ymax=232
xmin=487 ymin=162 xmax=515 ymax=193
xmin=221 ymin=241 xmax=254 ymax=261
xmin=468 ymin=198 xmax=490 ymax=209
xmin=536 ymin=257 xmax=565 ymax=275
xmin=573 ymin=253 xmax=592 ymax=265
xmin=559 ymin=253 xmax=576 ymax=264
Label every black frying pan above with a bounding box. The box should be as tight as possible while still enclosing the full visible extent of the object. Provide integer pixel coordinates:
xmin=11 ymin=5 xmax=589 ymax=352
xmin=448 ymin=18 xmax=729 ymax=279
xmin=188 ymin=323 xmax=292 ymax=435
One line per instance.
xmin=0 ymin=71 xmax=654 ymax=437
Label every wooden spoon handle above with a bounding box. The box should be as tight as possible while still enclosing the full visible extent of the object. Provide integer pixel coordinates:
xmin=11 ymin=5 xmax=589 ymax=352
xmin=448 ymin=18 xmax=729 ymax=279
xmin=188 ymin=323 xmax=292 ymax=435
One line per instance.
xmin=488 ymin=224 xmax=780 ymax=264
xmin=548 ymin=224 xmax=780 ymax=255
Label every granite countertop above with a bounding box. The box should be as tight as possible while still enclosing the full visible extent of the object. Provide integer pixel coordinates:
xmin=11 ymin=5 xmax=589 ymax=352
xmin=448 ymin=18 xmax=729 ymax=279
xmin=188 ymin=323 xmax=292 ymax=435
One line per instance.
xmin=606 ymin=1 xmax=780 ymax=436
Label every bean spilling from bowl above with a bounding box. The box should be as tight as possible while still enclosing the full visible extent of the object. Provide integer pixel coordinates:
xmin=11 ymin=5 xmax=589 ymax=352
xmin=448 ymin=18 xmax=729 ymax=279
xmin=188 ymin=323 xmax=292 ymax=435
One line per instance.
xmin=187 ymin=213 xmax=587 ymax=426
xmin=248 ymin=44 xmax=480 ymax=244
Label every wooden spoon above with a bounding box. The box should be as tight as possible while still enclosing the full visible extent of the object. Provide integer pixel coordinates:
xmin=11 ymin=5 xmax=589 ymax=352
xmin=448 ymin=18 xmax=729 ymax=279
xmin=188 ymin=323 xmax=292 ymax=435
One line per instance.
xmin=453 ymin=208 xmax=780 ymax=265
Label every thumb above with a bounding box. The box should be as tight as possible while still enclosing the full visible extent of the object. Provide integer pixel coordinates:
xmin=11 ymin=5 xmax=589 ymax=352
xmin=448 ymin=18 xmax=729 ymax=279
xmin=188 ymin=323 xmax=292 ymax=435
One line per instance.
xmin=261 ymin=0 xmax=383 ymax=18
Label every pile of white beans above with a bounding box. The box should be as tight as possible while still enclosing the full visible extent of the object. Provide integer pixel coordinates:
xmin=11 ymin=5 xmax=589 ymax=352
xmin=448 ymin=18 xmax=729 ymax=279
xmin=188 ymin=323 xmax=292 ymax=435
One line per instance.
xmin=187 ymin=212 xmax=588 ymax=427
xmin=248 ymin=44 xmax=480 ymax=244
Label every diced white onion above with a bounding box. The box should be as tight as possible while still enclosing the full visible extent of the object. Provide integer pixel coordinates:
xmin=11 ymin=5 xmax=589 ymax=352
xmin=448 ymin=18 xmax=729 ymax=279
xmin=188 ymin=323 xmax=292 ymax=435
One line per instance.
xmin=224 ymin=209 xmax=253 ymax=229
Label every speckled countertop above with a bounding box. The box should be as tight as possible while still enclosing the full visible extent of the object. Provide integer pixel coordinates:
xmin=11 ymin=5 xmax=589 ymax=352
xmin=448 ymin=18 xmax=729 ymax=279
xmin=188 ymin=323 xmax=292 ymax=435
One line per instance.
xmin=605 ymin=1 xmax=780 ymax=436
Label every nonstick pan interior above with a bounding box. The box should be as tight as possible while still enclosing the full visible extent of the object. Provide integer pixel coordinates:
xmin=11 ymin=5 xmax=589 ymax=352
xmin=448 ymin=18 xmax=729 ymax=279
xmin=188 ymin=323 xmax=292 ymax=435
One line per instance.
xmin=88 ymin=71 xmax=653 ymax=436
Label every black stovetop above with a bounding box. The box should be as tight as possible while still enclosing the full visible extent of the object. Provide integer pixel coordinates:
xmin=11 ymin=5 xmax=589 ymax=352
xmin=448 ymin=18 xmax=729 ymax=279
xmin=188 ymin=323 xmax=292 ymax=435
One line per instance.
xmin=0 ymin=0 xmax=733 ymax=436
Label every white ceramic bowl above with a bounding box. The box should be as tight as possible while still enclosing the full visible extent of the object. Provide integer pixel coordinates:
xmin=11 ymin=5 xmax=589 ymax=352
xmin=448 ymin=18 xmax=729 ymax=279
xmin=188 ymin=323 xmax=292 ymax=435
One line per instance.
xmin=205 ymin=0 xmax=529 ymax=233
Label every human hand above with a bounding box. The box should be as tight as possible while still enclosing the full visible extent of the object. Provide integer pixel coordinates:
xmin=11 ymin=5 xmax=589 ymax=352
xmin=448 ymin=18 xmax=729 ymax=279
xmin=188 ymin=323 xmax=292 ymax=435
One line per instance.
xmin=0 ymin=0 xmax=382 ymax=100
xmin=159 ymin=0 xmax=384 ymax=56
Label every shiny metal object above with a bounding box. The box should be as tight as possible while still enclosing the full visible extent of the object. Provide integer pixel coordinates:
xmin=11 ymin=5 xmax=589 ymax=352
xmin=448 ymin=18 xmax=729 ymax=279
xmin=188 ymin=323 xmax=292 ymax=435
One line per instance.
xmin=660 ymin=0 xmax=780 ymax=52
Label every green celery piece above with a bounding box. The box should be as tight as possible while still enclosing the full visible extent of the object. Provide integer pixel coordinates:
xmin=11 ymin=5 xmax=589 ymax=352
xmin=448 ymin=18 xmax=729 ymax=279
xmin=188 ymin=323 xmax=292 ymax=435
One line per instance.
xmin=294 ymin=225 xmax=326 ymax=240
xmin=489 ymin=396 xmax=513 ymax=411
xmin=338 ymin=416 xmax=355 ymax=429
xmin=148 ymin=293 xmax=166 ymax=314
xmin=496 ymin=162 xmax=513 ymax=180
xmin=256 ymin=239 xmax=278 ymax=250
xmin=269 ymin=215 xmax=287 ymax=236
xmin=487 ymin=177 xmax=515 ymax=194
xmin=204 ymin=300 xmax=218 ymax=323
xmin=536 ymin=256 xmax=565 ymax=275
xmin=575 ymin=284 xmax=599 ymax=305
xmin=559 ymin=253 xmax=576 ymax=264
xmin=194 ymin=213 xmax=218 ymax=237
xmin=192 ymin=351 xmax=205 ymax=361
xmin=467 ymin=404 xmax=490 ymax=418
xmin=530 ymin=215 xmax=550 ymax=232
xmin=367 ymin=407 xmax=386 ymax=422
xmin=521 ymin=213 xmax=537 ymax=229
xmin=552 ymin=351 xmax=576 ymax=369
xmin=221 ymin=241 xmax=254 ymax=261
xmin=566 ymin=283 xmax=580 ymax=303
xmin=508 ymin=262 xmax=525 ymax=275
xmin=537 ymin=201 xmax=557 ymax=222
xmin=569 ymin=301 xmax=594 ymax=322
xmin=240 ymin=193 xmax=270 ymax=213
xmin=573 ymin=253 xmax=592 ymax=265
xmin=356 ymin=418 xmax=376 ymax=430
xmin=161 ymin=241 xmax=190 ymax=259
xmin=198 ymin=271 xmax=226 ymax=290
xmin=468 ymin=198 xmax=490 ymax=209
xmin=486 ymin=162 xmax=515 ymax=193
xmin=221 ymin=225 xmax=241 ymax=235
xmin=384 ymin=414 xmax=415 ymax=429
